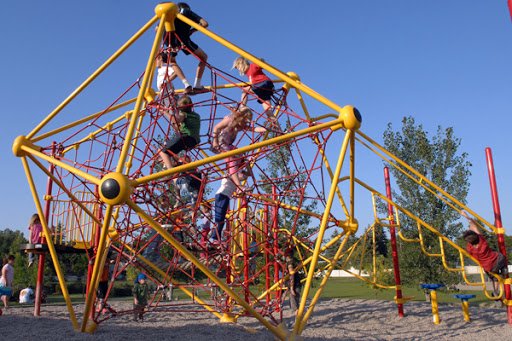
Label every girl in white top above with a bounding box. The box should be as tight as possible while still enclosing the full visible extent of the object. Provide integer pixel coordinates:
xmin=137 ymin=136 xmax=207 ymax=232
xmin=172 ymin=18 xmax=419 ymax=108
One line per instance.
xmin=0 ymin=255 xmax=15 ymax=307
xmin=156 ymin=52 xmax=176 ymax=109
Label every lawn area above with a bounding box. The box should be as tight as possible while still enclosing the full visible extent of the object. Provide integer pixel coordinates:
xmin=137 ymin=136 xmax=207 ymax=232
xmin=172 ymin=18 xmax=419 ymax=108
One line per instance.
xmin=309 ymin=277 xmax=491 ymax=304
xmin=33 ymin=277 xmax=491 ymax=306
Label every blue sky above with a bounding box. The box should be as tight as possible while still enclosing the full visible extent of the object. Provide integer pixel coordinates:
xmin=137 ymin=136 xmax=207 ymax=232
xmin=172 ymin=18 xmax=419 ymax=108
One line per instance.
xmin=1 ymin=1 xmax=511 ymax=237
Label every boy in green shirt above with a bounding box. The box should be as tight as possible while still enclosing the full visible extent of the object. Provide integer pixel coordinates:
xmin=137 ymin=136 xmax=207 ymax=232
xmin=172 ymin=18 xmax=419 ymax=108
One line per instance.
xmin=133 ymin=273 xmax=149 ymax=322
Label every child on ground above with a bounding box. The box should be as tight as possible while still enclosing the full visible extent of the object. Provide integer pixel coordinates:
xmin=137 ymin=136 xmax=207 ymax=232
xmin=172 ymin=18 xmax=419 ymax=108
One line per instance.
xmin=133 ymin=273 xmax=149 ymax=322
xmin=232 ymin=56 xmax=275 ymax=118
xmin=19 ymin=286 xmax=34 ymax=304
xmin=286 ymin=253 xmax=304 ymax=316
xmin=163 ymin=2 xmax=208 ymax=93
xmin=28 ymin=214 xmax=43 ymax=267
xmin=159 ymin=95 xmax=200 ymax=171
xmin=462 ymin=211 xmax=509 ymax=297
xmin=0 ymin=255 xmax=15 ymax=308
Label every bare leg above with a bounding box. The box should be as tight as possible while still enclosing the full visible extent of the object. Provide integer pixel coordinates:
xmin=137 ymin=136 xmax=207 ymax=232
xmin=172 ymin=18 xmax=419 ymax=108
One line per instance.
xmin=240 ymin=86 xmax=251 ymax=106
xmin=170 ymin=57 xmax=191 ymax=90
xmin=193 ymin=47 xmax=208 ymax=88
xmin=262 ymin=100 xmax=273 ymax=118
xmin=159 ymin=151 xmax=176 ymax=170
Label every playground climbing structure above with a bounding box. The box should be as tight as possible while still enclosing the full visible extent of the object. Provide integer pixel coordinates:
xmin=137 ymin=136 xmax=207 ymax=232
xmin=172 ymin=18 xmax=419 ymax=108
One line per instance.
xmin=12 ymin=3 xmax=511 ymax=339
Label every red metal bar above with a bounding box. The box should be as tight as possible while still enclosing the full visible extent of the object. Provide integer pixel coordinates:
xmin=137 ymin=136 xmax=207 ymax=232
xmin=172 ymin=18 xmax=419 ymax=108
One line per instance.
xmin=241 ymin=197 xmax=250 ymax=303
xmin=264 ymin=203 xmax=270 ymax=305
xmin=384 ymin=166 xmax=405 ymax=317
xmin=34 ymin=142 xmax=56 ymax=317
xmin=272 ymin=186 xmax=281 ymax=310
xmin=485 ymin=147 xmax=512 ymax=324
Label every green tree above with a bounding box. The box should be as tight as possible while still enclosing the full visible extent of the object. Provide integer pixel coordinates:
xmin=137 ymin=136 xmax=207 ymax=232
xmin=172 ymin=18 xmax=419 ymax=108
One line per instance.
xmin=382 ymin=116 xmax=471 ymax=285
xmin=261 ymin=134 xmax=319 ymax=239
xmin=0 ymin=229 xmax=37 ymax=290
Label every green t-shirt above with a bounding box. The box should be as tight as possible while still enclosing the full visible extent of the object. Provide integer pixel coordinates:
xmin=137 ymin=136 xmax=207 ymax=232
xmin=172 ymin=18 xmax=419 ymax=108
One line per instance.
xmin=179 ymin=110 xmax=201 ymax=143
xmin=133 ymin=282 xmax=149 ymax=305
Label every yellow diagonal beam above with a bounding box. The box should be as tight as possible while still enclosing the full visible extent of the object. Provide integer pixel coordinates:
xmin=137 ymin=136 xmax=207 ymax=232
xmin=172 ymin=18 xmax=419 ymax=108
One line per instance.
xmin=177 ymin=14 xmax=343 ymax=113
xmin=21 ymin=144 xmax=100 ymax=185
xmin=126 ymin=199 xmax=286 ymax=340
xmin=27 ymin=16 xmax=158 ymax=140
xmin=32 ymin=98 xmax=137 ymax=143
xmin=135 ymin=116 xmax=344 ymax=185
xmin=116 ymin=16 xmax=164 ymax=173
xmin=80 ymin=203 xmax=114 ymax=332
xmin=294 ymin=129 xmax=353 ymax=334
xmin=21 ymin=156 xmax=79 ymax=330
xmin=119 ymin=243 xmax=223 ymax=319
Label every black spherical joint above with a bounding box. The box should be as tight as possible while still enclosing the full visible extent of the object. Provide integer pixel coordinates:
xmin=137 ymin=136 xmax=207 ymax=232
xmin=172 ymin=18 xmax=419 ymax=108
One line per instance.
xmin=101 ymin=178 xmax=121 ymax=200
xmin=99 ymin=172 xmax=132 ymax=205
xmin=353 ymin=107 xmax=362 ymax=124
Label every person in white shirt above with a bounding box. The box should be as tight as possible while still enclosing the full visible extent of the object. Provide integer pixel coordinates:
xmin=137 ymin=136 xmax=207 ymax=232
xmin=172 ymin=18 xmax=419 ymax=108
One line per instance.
xmin=19 ymin=286 xmax=34 ymax=304
xmin=212 ymin=154 xmax=252 ymax=242
xmin=0 ymin=255 xmax=15 ymax=308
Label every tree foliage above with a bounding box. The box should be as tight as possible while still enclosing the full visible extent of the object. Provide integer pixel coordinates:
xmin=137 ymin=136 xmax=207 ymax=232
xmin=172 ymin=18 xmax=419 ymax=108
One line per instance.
xmin=261 ymin=134 xmax=319 ymax=240
xmin=382 ymin=116 xmax=471 ymax=285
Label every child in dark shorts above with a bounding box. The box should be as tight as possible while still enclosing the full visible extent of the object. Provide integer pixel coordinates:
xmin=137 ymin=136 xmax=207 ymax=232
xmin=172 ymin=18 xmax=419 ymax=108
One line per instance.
xmin=162 ymin=2 xmax=209 ymax=92
xmin=232 ymin=56 xmax=275 ymax=119
xmin=158 ymin=95 xmax=200 ymax=171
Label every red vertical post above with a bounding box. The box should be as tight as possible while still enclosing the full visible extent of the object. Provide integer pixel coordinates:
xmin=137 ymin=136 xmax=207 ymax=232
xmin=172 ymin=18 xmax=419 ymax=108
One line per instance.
xmin=272 ymin=185 xmax=281 ymax=310
xmin=241 ymin=197 xmax=250 ymax=303
xmin=34 ymin=143 xmax=56 ymax=317
xmin=384 ymin=167 xmax=405 ymax=317
xmin=485 ymin=148 xmax=512 ymax=324
xmin=264 ymin=203 xmax=270 ymax=305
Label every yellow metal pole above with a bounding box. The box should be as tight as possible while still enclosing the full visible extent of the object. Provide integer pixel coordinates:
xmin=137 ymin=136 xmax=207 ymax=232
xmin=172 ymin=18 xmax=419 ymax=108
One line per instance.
xmin=135 ymin=117 xmax=343 ymax=185
xmin=462 ymin=300 xmax=471 ymax=322
xmin=21 ymin=144 xmax=100 ymax=185
xmin=116 ymin=16 xmax=165 ymax=173
xmin=80 ymin=204 xmax=114 ymax=332
xmin=32 ymin=98 xmax=137 ymax=143
xmin=27 ymin=17 xmax=158 ymax=140
xmin=293 ymin=130 xmax=353 ymax=334
xmin=126 ymin=200 xmax=286 ymax=340
xmin=431 ymin=289 xmax=441 ymax=324
xmin=177 ymin=14 xmax=344 ymax=113
xmin=356 ymin=131 xmax=495 ymax=232
xmin=297 ymin=232 xmax=353 ymax=335
xmin=349 ymin=131 xmax=356 ymax=222
xmin=120 ymin=243 xmax=223 ymax=319
xmin=61 ymin=113 xmax=128 ymax=155
xmin=21 ymin=157 xmax=79 ymax=330
xmin=123 ymin=110 xmax=146 ymax=175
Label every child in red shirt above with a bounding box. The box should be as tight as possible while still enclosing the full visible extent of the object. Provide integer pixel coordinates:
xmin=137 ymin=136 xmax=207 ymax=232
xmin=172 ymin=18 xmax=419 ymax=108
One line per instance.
xmin=232 ymin=57 xmax=275 ymax=119
xmin=462 ymin=211 xmax=509 ymax=297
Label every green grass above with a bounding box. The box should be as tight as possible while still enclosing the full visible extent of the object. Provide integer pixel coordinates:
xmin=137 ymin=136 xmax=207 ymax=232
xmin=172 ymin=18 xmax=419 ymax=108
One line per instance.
xmin=309 ymin=277 xmax=491 ymax=305
xmin=16 ymin=277 xmax=491 ymax=307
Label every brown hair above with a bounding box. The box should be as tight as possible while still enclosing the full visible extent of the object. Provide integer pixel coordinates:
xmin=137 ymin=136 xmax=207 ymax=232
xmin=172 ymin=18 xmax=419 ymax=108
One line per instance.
xmin=29 ymin=213 xmax=40 ymax=226
xmin=463 ymin=230 xmax=479 ymax=245
xmin=178 ymin=95 xmax=193 ymax=113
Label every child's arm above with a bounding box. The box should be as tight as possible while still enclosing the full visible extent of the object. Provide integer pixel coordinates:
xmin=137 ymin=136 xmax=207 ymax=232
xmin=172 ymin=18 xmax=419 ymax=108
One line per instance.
xmin=211 ymin=117 xmax=230 ymax=152
xmin=462 ymin=211 xmax=481 ymax=235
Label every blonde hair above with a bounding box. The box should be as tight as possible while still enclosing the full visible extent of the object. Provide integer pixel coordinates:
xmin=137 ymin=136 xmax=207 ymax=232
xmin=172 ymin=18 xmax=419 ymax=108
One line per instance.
xmin=232 ymin=107 xmax=253 ymax=129
xmin=29 ymin=213 xmax=40 ymax=226
xmin=232 ymin=57 xmax=250 ymax=76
